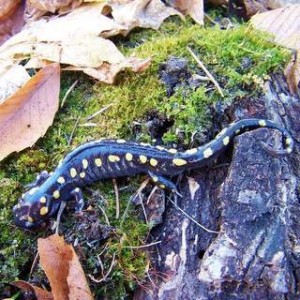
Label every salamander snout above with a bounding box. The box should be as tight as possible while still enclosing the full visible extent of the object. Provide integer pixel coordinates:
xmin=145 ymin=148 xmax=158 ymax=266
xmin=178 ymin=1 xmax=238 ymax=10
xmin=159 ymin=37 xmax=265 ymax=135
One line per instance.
xmin=13 ymin=202 xmax=35 ymax=229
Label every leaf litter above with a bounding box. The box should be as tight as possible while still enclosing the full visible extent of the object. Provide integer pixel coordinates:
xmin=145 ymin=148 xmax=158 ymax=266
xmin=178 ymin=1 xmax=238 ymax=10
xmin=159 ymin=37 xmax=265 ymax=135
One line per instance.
xmin=0 ymin=0 xmax=204 ymax=159
xmin=251 ymin=4 xmax=300 ymax=93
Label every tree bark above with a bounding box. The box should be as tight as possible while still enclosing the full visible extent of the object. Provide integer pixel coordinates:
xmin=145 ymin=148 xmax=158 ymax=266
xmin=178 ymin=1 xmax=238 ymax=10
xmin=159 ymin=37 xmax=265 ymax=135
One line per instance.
xmin=134 ymin=75 xmax=300 ymax=299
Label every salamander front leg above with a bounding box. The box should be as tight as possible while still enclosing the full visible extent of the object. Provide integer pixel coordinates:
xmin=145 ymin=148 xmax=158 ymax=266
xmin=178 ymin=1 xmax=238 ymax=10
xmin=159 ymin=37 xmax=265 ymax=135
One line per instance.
xmin=26 ymin=171 xmax=50 ymax=188
xmin=71 ymin=187 xmax=85 ymax=213
xmin=148 ymin=171 xmax=182 ymax=197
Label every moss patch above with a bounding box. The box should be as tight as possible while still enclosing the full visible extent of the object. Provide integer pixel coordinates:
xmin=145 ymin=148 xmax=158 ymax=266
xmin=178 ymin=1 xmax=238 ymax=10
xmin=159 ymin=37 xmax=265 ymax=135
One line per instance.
xmin=0 ymin=15 xmax=290 ymax=299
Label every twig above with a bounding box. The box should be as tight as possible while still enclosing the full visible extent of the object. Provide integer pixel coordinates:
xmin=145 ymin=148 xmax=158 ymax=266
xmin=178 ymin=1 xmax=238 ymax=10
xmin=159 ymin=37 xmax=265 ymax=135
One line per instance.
xmin=51 ymin=201 xmax=67 ymax=233
xmin=204 ymin=13 xmax=218 ymax=25
xmin=86 ymin=103 xmax=114 ymax=121
xmin=187 ymin=46 xmax=224 ymax=97
xmin=68 ymin=115 xmax=81 ymax=146
xmin=112 ymin=179 xmax=120 ymax=219
xmin=123 ymin=240 xmax=161 ymax=249
xmin=98 ymin=205 xmax=110 ymax=226
xmin=88 ymin=252 xmax=117 ymax=283
xmin=79 ymin=122 xmax=97 ymax=127
xmin=60 ymin=80 xmax=78 ymax=108
xmin=139 ymin=192 xmax=148 ymax=224
xmin=29 ymin=252 xmax=39 ymax=279
xmin=120 ymin=178 xmax=150 ymax=227
xmin=168 ymin=198 xmax=219 ymax=234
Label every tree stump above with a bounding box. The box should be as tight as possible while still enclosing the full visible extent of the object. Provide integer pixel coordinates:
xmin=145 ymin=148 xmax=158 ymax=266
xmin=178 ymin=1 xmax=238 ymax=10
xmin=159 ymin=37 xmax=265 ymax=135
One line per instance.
xmin=134 ymin=75 xmax=300 ymax=299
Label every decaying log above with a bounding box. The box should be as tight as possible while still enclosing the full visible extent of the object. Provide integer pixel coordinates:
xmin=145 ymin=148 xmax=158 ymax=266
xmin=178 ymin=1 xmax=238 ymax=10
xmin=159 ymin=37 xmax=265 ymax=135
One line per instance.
xmin=134 ymin=75 xmax=300 ymax=299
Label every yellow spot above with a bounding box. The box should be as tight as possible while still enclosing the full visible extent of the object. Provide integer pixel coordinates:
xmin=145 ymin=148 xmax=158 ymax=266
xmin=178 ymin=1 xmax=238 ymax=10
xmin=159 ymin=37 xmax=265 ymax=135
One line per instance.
xmin=286 ymin=138 xmax=292 ymax=145
xmin=82 ymin=159 xmax=88 ymax=169
xmin=53 ymin=190 xmax=60 ymax=199
xmin=235 ymin=129 xmax=240 ymax=134
xmin=95 ymin=158 xmax=102 ymax=167
xmin=159 ymin=184 xmax=165 ymax=189
xmin=40 ymin=196 xmax=47 ymax=203
xmin=223 ymin=136 xmax=230 ymax=146
xmin=152 ymin=176 xmax=158 ymax=182
xmin=259 ymin=120 xmax=266 ymax=127
xmin=117 ymin=139 xmax=126 ymax=143
xmin=80 ymin=172 xmax=86 ymax=178
xmin=125 ymin=153 xmax=133 ymax=161
xmin=150 ymin=158 xmax=158 ymax=167
xmin=108 ymin=155 xmax=120 ymax=162
xmin=156 ymin=145 xmax=165 ymax=151
xmin=168 ymin=148 xmax=177 ymax=154
xmin=173 ymin=158 xmax=187 ymax=166
xmin=40 ymin=206 xmax=48 ymax=216
xmin=139 ymin=155 xmax=147 ymax=163
xmin=203 ymin=148 xmax=213 ymax=158
xmin=27 ymin=216 xmax=34 ymax=223
xmin=185 ymin=148 xmax=197 ymax=155
xmin=70 ymin=168 xmax=77 ymax=178
xmin=57 ymin=176 xmax=65 ymax=184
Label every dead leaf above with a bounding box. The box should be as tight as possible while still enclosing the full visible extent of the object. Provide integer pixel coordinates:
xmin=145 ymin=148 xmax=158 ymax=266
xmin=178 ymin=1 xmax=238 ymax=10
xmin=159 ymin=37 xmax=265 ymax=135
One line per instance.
xmin=65 ymin=56 xmax=151 ymax=83
xmin=26 ymin=0 xmax=83 ymax=20
xmin=11 ymin=280 xmax=53 ymax=300
xmin=110 ymin=0 xmax=183 ymax=33
xmin=0 ymin=63 xmax=60 ymax=161
xmin=169 ymin=0 xmax=204 ymax=25
xmin=0 ymin=0 xmax=25 ymax=45
xmin=0 ymin=63 xmax=30 ymax=105
xmin=251 ymin=5 xmax=300 ymax=93
xmin=38 ymin=234 xmax=93 ymax=300
xmin=284 ymin=50 xmax=300 ymax=94
xmin=251 ymin=5 xmax=300 ymax=50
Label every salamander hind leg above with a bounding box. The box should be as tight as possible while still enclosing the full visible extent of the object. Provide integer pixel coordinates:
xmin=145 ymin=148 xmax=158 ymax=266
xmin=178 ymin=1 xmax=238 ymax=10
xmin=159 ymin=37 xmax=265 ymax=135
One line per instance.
xmin=148 ymin=171 xmax=182 ymax=197
xmin=71 ymin=187 xmax=85 ymax=213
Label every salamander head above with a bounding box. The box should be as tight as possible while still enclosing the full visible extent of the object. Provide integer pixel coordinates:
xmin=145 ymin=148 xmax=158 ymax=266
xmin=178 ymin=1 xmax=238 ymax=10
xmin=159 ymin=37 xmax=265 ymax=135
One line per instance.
xmin=13 ymin=187 xmax=56 ymax=229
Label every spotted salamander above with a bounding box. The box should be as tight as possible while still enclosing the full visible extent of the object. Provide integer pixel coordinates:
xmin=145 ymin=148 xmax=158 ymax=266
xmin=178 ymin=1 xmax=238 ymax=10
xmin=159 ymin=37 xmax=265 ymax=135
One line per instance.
xmin=13 ymin=118 xmax=294 ymax=229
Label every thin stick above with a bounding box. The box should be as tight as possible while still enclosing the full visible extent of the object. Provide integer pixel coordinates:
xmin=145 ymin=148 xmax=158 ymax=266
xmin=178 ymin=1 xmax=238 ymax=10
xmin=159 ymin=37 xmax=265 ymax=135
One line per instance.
xmin=123 ymin=240 xmax=161 ymax=249
xmin=29 ymin=252 xmax=39 ymax=279
xmin=68 ymin=115 xmax=81 ymax=146
xmin=88 ymin=252 xmax=117 ymax=283
xmin=51 ymin=201 xmax=67 ymax=233
xmin=60 ymin=80 xmax=78 ymax=108
xmin=120 ymin=179 xmax=150 ymax=227
xmin=169 ymin=198 xmax=219 ymax=234
xmin=112 ymin=179 xmax=120 ymax=219
xmin=139 ymin=192 xmax=148 ymax=224
xmin=86 ymin=103 xmax=114 ymax=121
xmin=187 ymin=46 xmax=224 ymax=97
xmin=98 ymin=205 xmax=110 ymax=226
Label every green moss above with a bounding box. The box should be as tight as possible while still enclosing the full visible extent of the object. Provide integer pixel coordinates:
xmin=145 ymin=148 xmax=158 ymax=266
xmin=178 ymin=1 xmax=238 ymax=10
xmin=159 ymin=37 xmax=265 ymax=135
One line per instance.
xmin=0 ymin=15 xmax=290 ymax=299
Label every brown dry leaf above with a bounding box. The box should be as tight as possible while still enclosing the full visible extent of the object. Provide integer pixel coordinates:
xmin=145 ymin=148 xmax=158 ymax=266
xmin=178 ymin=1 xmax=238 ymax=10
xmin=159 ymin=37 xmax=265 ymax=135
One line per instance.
xmin=0 ymin=63 xmax=60 ymax=161
xmin=66 ymin=56 xmax=151 ymax=83
xmin=284 ymin=50 xmax=300 ymax=94
xmin=110 ymin=0 xmax=183 ymax=33
xmin=26 ymin=0 xmax=83 ymax=20
xmin=11 ymin=280 xmax=53 ymax=300
xmin=0 ymin=0 xmax=25 ymax=45
xmin=38 ymin=234 xmax=93 ymax=300
xmin=251 ymin=5 xmax=300 ymax=50
xmin=251 ymin=5 xmax=300 ymax=92
xmin=168 ymin=0 xmax=204 ymax=25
